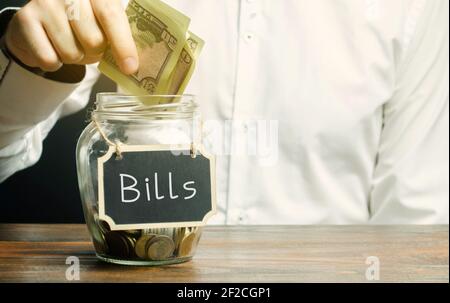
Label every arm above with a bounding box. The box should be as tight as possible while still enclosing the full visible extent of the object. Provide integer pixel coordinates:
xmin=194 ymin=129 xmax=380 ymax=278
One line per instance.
xmin=369 ymin=0 xmax=449 ymax=223
xmin=0 ymin=61 xmax=99 ymax=182
xmin=0 ymin=0 xmax=138 ymax=182
xmin=0 ymin=7 xmax=93 ymax=182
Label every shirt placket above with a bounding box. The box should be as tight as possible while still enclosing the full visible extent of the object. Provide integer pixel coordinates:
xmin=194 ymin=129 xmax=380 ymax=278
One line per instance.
xmin=225 ymin=0 xmax=261 ymax=225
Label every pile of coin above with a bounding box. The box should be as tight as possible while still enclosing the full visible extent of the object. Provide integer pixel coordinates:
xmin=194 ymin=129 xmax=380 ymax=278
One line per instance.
xmin=88 ymin=214 xmax=201 ymax=261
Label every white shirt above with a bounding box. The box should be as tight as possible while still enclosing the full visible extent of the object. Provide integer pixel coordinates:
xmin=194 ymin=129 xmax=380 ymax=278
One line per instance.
xmin=0 ymin=0 xmax=448 ymax=224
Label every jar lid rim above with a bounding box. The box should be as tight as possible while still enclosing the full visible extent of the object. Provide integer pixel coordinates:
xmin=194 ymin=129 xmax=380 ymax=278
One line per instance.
xmin=96 ymin=93 xmax=196 ymax=99
xmin=93 ymin=93 xmax=198 ymax=120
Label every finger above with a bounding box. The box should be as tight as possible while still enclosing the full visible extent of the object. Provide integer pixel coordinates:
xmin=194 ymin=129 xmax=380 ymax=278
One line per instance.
xmin=5 ymin=8 xmax=62 ymax=71
xmin=91 ymin=0 xmax=139 ymax=74
xmin=69 ymin=0 xmax=107 ymax=57
xmin=77 ymin=53 xmax=103 ymax=65
xmin=40 ymin=1 xmax=85 ymax=64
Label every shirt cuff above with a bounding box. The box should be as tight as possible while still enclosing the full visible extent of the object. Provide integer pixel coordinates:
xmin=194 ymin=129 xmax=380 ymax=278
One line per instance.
xmin=0 ymin=58 xmax=86 ymax=148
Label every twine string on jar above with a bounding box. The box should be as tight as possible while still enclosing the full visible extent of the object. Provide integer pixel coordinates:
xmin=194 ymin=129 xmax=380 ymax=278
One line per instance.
xmin=92 ymin=116 xmax=198 ymax=161
xmin=190 ymin=142 xmax=197 ymax=159
xmin=189 ymin=118 xmax=203 ymax=159
xmin=92 ymin=116 xmax=123 ymax=160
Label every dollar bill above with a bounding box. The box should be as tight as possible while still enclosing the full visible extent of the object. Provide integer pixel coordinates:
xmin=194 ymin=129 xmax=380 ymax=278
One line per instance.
xmin=166 ymin=31 xmax=205 ymax=95
xmin=98 ymin=0 xmax=192 ymax=97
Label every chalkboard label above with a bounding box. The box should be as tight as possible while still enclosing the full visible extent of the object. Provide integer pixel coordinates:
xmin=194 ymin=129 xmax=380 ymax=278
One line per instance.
xmin=97 ymin=144 xmax=216 ymax=230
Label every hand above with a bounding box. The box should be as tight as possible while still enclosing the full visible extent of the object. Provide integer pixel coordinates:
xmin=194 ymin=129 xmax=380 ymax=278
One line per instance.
xmin=4 ymin=0 xmax=138 ymax=74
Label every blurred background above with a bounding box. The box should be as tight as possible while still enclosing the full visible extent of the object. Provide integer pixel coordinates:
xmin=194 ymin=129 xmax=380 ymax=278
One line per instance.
xmin=2 ymin=1 xmax=26 ymax=7
xmin=0 ymin=0 xmax=115 ymax=223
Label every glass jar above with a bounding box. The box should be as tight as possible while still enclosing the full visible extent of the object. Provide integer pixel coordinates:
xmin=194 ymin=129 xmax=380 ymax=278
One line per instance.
xmin=76 ymin=94 xmax=204 ymax=266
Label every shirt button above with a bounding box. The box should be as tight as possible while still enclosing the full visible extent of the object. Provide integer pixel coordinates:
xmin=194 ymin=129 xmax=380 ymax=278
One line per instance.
xmin=227 ymin=209 xmax=240 ymax=224
xmin=239 ymin=212 xmax=249 ymax=223
xmin=244 ymin=33 xmax=254 ymax=43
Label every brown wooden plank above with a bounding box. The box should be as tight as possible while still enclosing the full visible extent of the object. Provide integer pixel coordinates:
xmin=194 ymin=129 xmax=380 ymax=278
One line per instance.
xmin=0 ymin=224 xmax=448 ymax=282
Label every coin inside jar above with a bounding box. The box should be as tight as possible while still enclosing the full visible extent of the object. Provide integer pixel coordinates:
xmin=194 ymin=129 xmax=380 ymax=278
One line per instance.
xmin=123 ymin=229 xmax=141 ymax=237
xmin=98 ymin=219 xmax=111 ymax=234
xmin=146 ymin=235 xmax=175 ymax=260
xmin=90 ymin=227 xmax=108 ymax=254
xmin=178 ymin=231 xmax=197 ymax=257
xmin=135 ymin=234 xmax=156 ymax=259
xmin=105 ymin=232 xmax=134 ymax=258
xmin=173 ymin=228 xmax=186 ymax=253
xmin=89 ymin=215 xmax=109 ymax=254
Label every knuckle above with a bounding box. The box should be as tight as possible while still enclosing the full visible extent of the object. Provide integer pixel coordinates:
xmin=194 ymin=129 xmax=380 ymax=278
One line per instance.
xmin=96 ymin=2 xmax=122 ymax=22
xmin=13 ymin=7 xmax=33 ymax=25
xmin=37 ymin=54 xmax=61 ymax=71
xmin=35 ymin=0 xmax=52 ymax=8
xmin=83 ymin=34 xmax=106 ymax=53
xmin=59 ymin=48 xmax=84 ymax=63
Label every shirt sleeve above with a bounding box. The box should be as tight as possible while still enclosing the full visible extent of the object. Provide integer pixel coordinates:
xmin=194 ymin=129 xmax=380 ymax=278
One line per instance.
xmin=369 ymin=0 xmax=449 ymax=224
xmin=0 ymin=58 xmax=100 ymax=183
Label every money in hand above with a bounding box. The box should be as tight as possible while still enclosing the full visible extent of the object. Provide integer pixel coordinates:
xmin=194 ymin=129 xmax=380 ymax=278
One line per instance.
xmin=98 ymin=0 xmax=204 ymax=102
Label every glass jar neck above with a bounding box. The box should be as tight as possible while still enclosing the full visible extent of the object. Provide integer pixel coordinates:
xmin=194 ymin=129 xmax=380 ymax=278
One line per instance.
xmin=92 ymin=93 xmax=198 ymax=122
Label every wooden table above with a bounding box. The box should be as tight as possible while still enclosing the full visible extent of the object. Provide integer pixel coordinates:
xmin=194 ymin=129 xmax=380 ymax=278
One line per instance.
xmin=0 ymin=224 xmax=448 ymax=282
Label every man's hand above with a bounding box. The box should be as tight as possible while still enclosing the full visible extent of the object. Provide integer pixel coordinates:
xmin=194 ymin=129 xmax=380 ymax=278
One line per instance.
xmin=4 ymin=0 xmax=138 ymax=74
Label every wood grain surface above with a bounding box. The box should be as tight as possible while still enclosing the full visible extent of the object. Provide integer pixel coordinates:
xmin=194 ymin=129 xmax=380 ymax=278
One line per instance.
xmin=0 ymin=224 xmax=448 ymax=282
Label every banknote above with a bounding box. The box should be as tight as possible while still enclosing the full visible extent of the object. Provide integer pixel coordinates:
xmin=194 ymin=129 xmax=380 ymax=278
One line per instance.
xmin=98 ymin=0 xmax=192 ymax=97
xmin=167 ymin=31 xmax=205 ymax=95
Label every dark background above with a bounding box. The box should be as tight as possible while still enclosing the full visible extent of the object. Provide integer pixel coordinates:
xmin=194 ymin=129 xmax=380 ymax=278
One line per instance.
xmin=2 ymin=1 xmax=26 ymax=7
xmin=0 ymin=1 xmax=116 ymax=223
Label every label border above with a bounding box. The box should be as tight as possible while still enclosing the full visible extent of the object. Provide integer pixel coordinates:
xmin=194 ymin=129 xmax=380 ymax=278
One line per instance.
xmin=97 ymin=144 xmax=217 ymax=231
